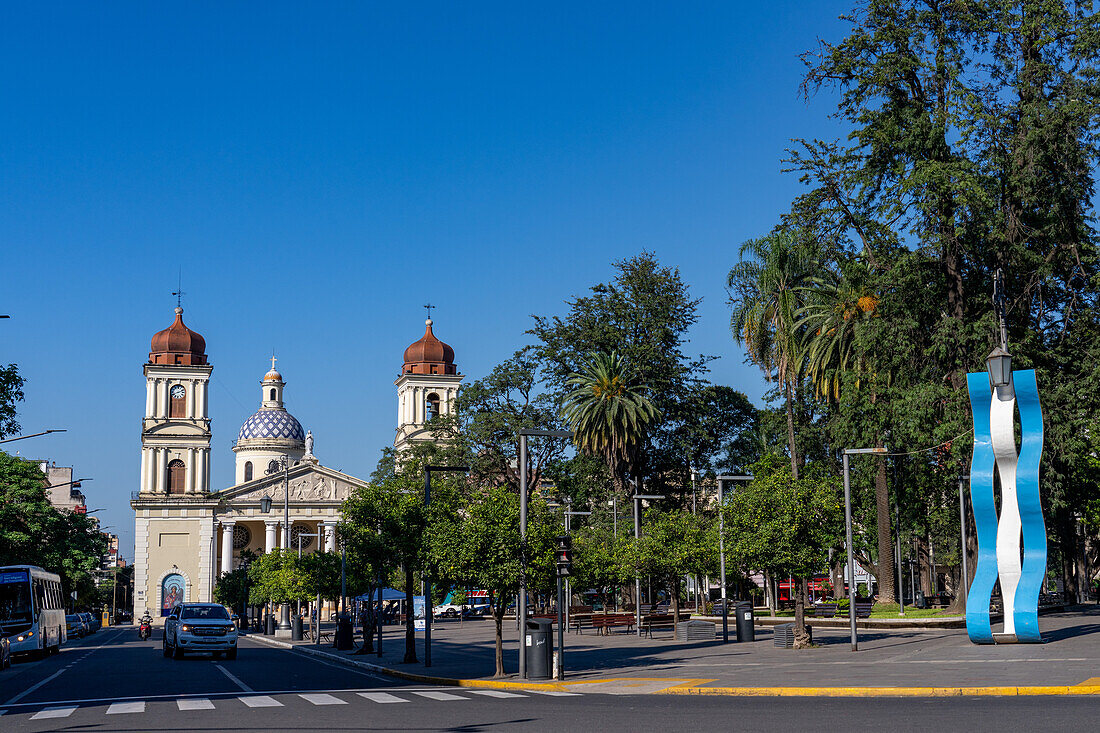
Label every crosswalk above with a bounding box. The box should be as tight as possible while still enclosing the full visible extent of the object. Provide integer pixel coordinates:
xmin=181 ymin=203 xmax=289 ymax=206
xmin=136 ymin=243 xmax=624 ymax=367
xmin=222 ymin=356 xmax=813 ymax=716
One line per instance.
xmin=10 ymin=687 xmax=582 ymax=720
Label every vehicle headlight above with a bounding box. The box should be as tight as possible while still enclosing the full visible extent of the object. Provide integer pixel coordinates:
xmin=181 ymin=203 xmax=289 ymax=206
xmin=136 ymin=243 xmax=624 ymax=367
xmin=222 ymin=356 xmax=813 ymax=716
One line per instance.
xmin=226 ymin=625 xmax=236 ymax=633
xmin=180 ymin=625 xmax=192 ymax=632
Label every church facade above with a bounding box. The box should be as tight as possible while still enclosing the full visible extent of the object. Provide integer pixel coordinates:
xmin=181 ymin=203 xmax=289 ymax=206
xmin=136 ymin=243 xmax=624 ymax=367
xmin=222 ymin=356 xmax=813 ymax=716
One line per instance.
xmin=131 ymin=309 xmax=461 ymax=620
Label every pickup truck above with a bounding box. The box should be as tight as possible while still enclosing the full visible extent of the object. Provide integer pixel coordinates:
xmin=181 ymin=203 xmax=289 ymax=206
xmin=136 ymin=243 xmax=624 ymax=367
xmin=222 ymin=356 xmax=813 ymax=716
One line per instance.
xmin=163 ymin=603 xmax=238 ymax=659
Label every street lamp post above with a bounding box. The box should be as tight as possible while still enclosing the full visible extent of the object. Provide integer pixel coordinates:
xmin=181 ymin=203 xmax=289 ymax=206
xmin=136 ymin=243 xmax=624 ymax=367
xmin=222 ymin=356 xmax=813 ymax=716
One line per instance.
xmin=715 ymin=475 xmax=752 ymax=643
xmin=632 ymin=491 xmax=666 ymax=636
xmin=842 ymin=447 xmax=887 ymax=652
xmin=561 ymin=500 xmax=590 ymax=634
xmin=260 ymin=454 xmax=293 ymax=634
xmin=422 ymin=465 xmax=468 ymax=668
xmin=517 ymin=428 xmax=571 ymax=680
xmin=0 ymin=428 xmax=66 ymax=444
xmin=957 ymin=475 xmax=970 ymax=606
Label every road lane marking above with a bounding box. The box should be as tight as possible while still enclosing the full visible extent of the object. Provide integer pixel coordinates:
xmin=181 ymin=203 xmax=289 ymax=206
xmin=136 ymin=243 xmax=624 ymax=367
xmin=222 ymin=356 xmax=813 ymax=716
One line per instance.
xmin=411 ymin=691 xmax=469 ymax=701
xmin=467 ymin=690 xmax=527 ymax=698
xmin=106 ymin=701 xmax=145 ymax=714
xmin=215 ymin=664 xmax=254 ymax=692
xmin=3 ymin=669 xmax=68 ymax=705
xmin=300 ymin=693 xmax=347 ymax=705
xmin=527 ymin=690 xmax=581 ymax=696
xmin=239 ymin=696 xmax=283 ymax=707
xmin=30 ymin=706 xmax=77 ymax=720
xmin=357 ymin=692 xmax=407 ymax=704
xmin=177 ymin=698 xmax=215 ymax=710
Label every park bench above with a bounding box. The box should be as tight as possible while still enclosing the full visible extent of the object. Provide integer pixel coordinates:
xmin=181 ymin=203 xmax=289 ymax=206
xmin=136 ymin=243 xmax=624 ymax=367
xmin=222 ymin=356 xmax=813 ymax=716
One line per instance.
xmin=813 ymin=602 xmax=838 ymax=618
xmin=854 ymin=601 xmax=873 ymax=618
xmin=590 ymin=614 xmax=636 ymax=635
xmin=569 ymin=615 xmax=593 ymax=634
xmin=642 ymin=613 xmax=676 ymax=638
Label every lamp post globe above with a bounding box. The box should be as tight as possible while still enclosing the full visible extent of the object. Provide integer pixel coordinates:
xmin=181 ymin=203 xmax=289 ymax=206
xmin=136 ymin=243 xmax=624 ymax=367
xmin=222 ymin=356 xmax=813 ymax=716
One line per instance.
xmin=986 ymin=346 xmax=1013 ymax=388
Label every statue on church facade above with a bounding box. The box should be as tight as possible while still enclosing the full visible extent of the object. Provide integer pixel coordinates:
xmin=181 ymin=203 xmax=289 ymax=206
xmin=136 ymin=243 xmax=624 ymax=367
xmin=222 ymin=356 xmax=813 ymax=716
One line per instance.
xmin=304 ymin=430 xmax=314 ymax=458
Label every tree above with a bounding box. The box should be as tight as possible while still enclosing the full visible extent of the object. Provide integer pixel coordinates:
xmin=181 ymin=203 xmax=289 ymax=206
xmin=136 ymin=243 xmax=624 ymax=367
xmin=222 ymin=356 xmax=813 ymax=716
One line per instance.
xmin=247 ymin=550 xmax=307 ymax=607
xmin=724 ymin=455 xmax=842 ymax=647
xmin=727 ymin=229 xmax=819 ymax=479
xmin=628 ymin=509 xmax=715 ymax=625
xmin=0 ymin=452 xmax=106 ymax=602
xmin=213 ymin=551 xmax=256 ymax=619
xmin=428 ymin=486 xmax=555 ymax=677
xmin=561 ymin=351 xmax=659 ymax=498
xmin=0 ymin=364 xmax=24 ymax=439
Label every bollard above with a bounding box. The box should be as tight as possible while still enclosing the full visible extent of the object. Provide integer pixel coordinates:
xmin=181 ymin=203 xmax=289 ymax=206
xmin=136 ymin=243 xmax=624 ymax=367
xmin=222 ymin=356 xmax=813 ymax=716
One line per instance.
xmin=291 ymin=615 xmax=303 ymax=641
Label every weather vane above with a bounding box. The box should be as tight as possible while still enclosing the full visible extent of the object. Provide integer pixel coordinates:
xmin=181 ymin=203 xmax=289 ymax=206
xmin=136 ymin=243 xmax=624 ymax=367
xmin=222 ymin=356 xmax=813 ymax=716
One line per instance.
xmin=424 ymin=303 xmax=435 ymax=320
xmin=172 ymin=268 xmax=185 ymax=308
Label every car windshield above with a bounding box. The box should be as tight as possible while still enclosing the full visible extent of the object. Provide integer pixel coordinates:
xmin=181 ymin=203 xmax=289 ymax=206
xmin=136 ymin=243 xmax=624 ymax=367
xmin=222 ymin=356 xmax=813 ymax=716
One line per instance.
xmin=181 ymin=606 xmax=230 ymax=621
xmin=66 ymin=615 xmax=80 ymax=622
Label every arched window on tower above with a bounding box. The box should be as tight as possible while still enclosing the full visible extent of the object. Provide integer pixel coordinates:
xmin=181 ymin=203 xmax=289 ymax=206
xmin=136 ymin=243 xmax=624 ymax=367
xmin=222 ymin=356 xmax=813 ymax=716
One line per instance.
xmin=270 ymin=388 xmax=277 ymax=401
xmin=169 ymin=385 xmax=186 ymax=418
xmin=244 ymin=461 xmax=253 ymax=482
xmin=167 ymin=459 xmax=186 ymax=494
xmin=426 ymin=393 xmax=440 ymax=421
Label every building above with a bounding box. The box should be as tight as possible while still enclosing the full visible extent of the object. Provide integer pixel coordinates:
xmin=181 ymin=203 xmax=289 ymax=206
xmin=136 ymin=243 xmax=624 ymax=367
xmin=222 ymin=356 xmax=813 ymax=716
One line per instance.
xmin=131 ymin=307 xmax=460 ymax=620
xmin=36 ymin=462 xmax=87 ymax=513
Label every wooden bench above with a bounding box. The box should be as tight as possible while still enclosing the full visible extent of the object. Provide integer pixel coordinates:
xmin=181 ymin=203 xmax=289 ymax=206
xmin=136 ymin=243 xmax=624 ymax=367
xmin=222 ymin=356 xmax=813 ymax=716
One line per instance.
xmin=813 ymin=602 xmax=838 ymax=618
xmin=854 ymin=601 xmax=873 ymax=619
xmin=591 ymin=614 xmax=636 ymax=635
xmin=641 ymin=613 xmax=676 ymax=638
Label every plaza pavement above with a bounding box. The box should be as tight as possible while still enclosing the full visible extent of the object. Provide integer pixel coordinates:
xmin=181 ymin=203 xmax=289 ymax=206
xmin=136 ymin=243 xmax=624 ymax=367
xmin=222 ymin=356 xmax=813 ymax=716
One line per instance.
xmin=251 ymin=606 xmax=1100 ymax=695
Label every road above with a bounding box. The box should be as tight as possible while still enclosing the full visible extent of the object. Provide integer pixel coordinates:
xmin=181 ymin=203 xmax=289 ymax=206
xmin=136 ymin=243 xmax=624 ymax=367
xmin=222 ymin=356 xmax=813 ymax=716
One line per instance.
xmin=1 ymin=627 xmax=1096 ymax=731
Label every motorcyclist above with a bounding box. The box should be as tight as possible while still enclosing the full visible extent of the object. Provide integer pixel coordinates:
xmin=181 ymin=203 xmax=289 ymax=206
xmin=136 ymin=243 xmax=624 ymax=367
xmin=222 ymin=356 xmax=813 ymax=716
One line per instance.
xmin=139 ymin=610 xmax=153 ymax=639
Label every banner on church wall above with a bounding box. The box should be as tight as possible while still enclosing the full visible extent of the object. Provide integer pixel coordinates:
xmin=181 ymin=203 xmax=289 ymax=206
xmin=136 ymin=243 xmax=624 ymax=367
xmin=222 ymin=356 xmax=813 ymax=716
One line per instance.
xmin=161 ymin=573 xmax=186 ymax=616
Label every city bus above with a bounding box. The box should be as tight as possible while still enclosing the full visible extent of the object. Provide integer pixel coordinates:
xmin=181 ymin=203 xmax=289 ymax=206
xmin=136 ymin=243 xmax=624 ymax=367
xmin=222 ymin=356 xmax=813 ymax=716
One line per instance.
xmin=0 ymin=565 xmax=66 ymax=656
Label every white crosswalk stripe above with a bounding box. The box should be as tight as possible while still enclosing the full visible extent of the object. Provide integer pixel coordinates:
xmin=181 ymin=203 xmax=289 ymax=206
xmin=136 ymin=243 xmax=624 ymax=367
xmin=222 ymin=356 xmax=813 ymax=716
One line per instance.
xmin=410 ymin=690 xmax=470 ymax=701
xmin=107 ymin=701 xmax=145 ymax=714
xmin=300 ymin=693 xmax=347 ymax=705
xmin=239 ymin=695 xmax=283 ymax=707
xmin=467 ymin=689 xmax=527 ymax=698
xmin=357 ymin=692 xmax=408 ymax=704
xmin=30 ymin=706 xmax=77 ymax=720
xmin=177 ymin=698 xmax=215 ymax=710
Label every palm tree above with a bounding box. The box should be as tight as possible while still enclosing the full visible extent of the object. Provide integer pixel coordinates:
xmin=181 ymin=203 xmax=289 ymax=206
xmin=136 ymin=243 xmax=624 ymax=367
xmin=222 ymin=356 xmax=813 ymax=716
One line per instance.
xmin=726 ymin=229 xmax=817 ymax=479
xmin=797 ymin=265 xmax=897 ymax=603
xmin=560 ymin=351 xmax=660 ymax=497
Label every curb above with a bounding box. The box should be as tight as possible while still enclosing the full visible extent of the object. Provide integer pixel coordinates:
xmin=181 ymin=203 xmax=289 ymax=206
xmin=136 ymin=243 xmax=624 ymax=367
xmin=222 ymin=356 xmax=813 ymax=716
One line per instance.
xmin=248 ymin=635 xmax=1100 ymax=698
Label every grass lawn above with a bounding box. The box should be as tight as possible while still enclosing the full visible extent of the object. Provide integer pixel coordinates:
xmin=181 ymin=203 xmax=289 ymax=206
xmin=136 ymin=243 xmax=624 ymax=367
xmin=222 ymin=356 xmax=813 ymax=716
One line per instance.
xmin=753 ymin=603 xmax=960 ymax=619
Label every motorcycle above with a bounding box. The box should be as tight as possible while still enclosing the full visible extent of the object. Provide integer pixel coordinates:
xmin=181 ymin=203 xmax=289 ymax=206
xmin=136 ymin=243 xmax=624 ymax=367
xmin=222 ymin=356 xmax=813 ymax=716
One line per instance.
xmin=138 ymin=620 xmax=152 ymax=640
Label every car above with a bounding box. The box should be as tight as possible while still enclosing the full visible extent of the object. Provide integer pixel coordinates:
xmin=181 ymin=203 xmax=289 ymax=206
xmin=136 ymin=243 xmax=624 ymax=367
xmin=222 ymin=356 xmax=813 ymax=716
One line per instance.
xmin=78 ymin=612 xmax=99 ymax=633
xmin=0 ymin=624 xmax=11 ymax=669
xmin=65 ymin=614 xmax=86 ymax=639
xmin=163 ymin=603 xmax=238 ymax=660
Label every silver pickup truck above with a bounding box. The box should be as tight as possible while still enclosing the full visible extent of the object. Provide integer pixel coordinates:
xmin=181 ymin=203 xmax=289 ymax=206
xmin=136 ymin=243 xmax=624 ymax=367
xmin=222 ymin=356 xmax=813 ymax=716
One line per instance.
xmin=163 ymin=603 xmax=238 ymax=659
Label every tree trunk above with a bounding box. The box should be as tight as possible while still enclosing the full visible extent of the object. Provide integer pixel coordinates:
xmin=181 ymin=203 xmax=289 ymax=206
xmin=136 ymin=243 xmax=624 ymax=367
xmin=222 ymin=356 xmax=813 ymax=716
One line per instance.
xmin=873 ymin=453 xmax=896 ymax=603
xmin=402 ymin=563 xmax=417 ymax=664
xmin=832 ymin=557 xmax=846 ymax=599
xmin=357 ymin=582 xmax=375 ymax=654
xmin=793 ymin=577 xmax=810 ymax=648
xmin=783 ymin=381 xmax=799 ymax=480
xmin=492 ymin=593 xmax=505 ymax=678
xmin=672 ymin=577 xmax=681 ymax=626
xmin=916 ymin=537 xmax=933 ymax=598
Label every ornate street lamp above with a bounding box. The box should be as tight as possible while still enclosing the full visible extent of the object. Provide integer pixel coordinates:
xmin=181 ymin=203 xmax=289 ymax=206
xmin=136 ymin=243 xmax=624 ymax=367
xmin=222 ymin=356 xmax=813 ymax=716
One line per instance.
xmin=259 ymin=495 xmax=272 ymax=514
xmin=987 ymin=268 xmax=1012 ymax=389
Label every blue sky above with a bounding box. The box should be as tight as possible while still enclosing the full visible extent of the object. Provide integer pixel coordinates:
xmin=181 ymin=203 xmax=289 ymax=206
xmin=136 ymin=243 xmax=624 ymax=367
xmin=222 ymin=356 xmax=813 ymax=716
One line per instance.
xmin=0 ymin=2 xmax=853 ymax=556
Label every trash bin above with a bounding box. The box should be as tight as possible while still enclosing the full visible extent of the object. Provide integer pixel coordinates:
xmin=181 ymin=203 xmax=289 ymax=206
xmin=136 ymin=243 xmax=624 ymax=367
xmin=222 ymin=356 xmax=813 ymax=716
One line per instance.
xmin=265 ymin=613 xmax=275 ymax=636
xmin=735 ymin=602 xmax=755 ymax=642
xmin=524 ymin=618 xmax=553 ymax=680
xmin=335 ymin=614 xmax=354 ymax=650
xmin=291 ymin=615 xmax=303 ymax=641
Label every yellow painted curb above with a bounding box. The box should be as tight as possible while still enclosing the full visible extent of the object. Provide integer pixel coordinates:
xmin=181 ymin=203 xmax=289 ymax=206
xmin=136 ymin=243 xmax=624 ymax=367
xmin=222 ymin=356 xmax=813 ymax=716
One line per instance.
xmin=658 ymin=685 xmax=1100 ymax=697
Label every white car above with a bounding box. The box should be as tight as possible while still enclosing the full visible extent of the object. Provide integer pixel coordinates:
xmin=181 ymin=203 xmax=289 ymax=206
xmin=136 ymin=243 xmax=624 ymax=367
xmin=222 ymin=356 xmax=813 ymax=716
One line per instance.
xmin=163 ymin=603 xmax=238 ymax=659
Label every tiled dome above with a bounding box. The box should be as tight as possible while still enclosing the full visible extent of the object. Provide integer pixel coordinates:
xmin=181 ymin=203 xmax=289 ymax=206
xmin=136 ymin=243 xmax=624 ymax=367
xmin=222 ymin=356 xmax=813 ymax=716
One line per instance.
xmin=237 ymin=409 xmax=305 ymax=443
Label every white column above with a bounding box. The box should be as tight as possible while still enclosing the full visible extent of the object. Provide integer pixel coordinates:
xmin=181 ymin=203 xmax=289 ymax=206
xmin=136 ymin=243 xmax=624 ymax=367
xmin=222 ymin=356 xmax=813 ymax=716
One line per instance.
xmin=158 ymin=379 xmax=169 ymax=418
xmin=202 ymin=380 xmax=209 ymax=418
xmin=323 ymin=522 xmax=337 ymax=554
xmin=187 ymin=382 xmax=196 ymax=418
xmin=200 ymin=449 xmax=208 ymax=493
xmin=264 ymin=521 xmax=278 ymax=554
xmin=145 ymin=380 xmax=155 ymax=417
xmin=220 ymin=522 xmax=235 ymax=576
xmin=196 ymin=381 xmax=206 ymax=419
xmin=154 ymin=449 xmax=164 ymax=492
xmin=185 ymin=448 xmax=195 ymax=493
xmin=139 ymin=449 xmax=149 ymax=494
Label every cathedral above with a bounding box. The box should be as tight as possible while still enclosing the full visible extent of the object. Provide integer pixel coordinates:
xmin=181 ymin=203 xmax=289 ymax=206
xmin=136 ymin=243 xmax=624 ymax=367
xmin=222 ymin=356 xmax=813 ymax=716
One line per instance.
xmin=131 ymin=307 xmax=461 ymax=619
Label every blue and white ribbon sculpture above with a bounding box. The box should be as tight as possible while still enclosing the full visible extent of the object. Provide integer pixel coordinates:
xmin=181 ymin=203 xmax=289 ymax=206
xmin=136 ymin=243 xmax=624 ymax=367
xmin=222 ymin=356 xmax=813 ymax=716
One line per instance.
xmin=965 ymin=369 xmax=1046 ymax=644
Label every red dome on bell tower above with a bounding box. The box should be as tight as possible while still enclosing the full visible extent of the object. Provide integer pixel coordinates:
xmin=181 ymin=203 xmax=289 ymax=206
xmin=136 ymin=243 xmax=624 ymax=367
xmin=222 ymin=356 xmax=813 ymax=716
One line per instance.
xmin=149 ymin=307 xmax=207 ymax=366
xmin=402 ymin=319 xmax=456 ymax=375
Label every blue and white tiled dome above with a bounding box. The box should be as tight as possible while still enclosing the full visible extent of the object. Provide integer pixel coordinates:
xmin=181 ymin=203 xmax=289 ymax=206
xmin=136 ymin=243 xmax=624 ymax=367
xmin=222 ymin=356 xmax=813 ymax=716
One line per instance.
xmin=237 ymin=409 xmax=305 ymax=443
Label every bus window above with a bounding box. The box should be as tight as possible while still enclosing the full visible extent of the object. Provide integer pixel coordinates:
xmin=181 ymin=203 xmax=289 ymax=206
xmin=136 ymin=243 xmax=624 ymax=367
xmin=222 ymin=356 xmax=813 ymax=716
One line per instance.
xmin=0 ymin=572 xmax=33 ymax=628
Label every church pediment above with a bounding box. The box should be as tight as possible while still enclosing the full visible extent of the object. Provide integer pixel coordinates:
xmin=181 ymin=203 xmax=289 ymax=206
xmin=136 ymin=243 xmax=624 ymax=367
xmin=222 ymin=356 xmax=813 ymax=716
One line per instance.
xmin=213 ymin=463 xmax=366 ymax=504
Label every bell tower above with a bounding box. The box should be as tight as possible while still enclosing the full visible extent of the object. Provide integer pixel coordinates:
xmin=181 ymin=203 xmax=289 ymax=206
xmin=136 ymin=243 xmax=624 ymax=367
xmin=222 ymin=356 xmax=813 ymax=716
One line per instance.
xmin=394 ymin=312 xmax=462 ymax=450
xmin=139 ymin=306 xmax=213 ymax=496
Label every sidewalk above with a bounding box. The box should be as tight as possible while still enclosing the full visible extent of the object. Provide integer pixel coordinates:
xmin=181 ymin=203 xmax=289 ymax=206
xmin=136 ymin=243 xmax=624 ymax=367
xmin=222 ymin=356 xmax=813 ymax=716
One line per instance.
xmin=249 ymin=607 xmax=1100 ymax=695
